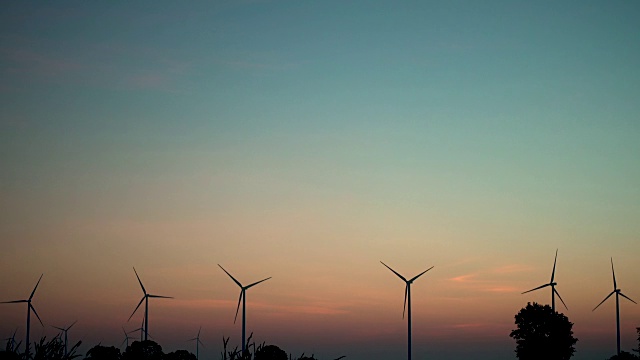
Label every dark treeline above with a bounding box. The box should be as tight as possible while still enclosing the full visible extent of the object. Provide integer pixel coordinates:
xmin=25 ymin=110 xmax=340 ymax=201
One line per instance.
xmin=1 ymin=334 xmax=344 ymax=360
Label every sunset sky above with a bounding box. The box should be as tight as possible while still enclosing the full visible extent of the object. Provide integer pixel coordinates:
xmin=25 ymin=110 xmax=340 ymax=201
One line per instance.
xmin=1 ymin=1 xmax=639 ymax=359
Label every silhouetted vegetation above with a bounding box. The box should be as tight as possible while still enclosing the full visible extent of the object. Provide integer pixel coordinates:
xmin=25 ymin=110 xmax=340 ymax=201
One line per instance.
xmin=2 ymin=336 xmax=343 ymax=360
xmin=605 ymin=352 xmax=639 ymax=360
xmin=510 ymin=302 xmax=578 ymax=360
xmin=163 ymin=350 xmax=196 ymax=360
xmin=84 ymin=345 xmax=121 ymax=360
xmin=0 ymin=337 xmax=80 ymax=360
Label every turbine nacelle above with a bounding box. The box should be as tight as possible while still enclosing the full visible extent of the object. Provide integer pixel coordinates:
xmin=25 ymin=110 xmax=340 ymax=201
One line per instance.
xmin=522 ymin=250 xmax=568 ymax=311
xmin=593 ymin=258 xmax=637 ymax=355
xmin=128 ymin=267 xmax=172 ymax=341
xmin=218 ymin=264 xmax=271 ymax=354
xmin=380 ymin=262 xmax=433 ymax=319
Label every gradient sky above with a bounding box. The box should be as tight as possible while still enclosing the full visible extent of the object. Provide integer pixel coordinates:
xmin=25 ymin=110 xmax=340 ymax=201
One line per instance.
xmin=1 ymin=1 xmax=639 ymax=359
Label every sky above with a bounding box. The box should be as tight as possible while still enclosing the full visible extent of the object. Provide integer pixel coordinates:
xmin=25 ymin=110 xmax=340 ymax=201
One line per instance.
xmin=1 ymin=1 xmax=639 ymax=359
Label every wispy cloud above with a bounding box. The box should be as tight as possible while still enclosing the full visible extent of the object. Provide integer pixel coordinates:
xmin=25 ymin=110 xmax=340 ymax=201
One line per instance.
xmin=491 ymin=264 xmax=534 ymax=274
xmin=447 ymin=264 xmax=529 ymax=293
xmin=167 ymin=297 xmax=349 ymax=316
xmin=1 ymin=35 xmax=193 ymax=92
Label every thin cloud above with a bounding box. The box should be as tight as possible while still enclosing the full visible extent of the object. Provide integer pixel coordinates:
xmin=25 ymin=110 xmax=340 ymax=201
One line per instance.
xmin=167 ymin=298 xmax=350 ymax=316
xmin=491 ymin=264 xmax=534 ymax=274
xmin=449 ymin=274 xmax=477 ymax=282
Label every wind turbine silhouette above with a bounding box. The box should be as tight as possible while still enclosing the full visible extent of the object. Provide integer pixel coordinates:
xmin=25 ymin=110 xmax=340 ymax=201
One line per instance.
xmin=380 ymin=261 xmax=433 ymax=360
xmin=121 ymin=327 xmax=133 ymax=349
xmin=218 ymin=264 xmax=271 ymax=354
xmin=522 ymin=250 xmax=568 ymax=312
xmin=127 ymin=267 xmax=172 ymax=341
xmin=128 ymin=317 xmax=152 ymax=342
xmin=51 ymin=321 xmax=76 ymax=356
xmin=1 ymin=274 xmax=44 ymax=359
xmin=3 ymin=328 xmax=19 ymax=352
xmin=188 ymin=326 xmax=205 ymax=360
xmin=593 ymin=258 xmax=637 ymax=355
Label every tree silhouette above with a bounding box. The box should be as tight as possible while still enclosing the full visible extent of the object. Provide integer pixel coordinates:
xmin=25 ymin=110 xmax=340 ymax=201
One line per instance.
xmin=254 ymin=345 xmax=287 ymax=360
xmin=606 ymin=352 xmax=639 ymax=360
xmin=122 ymin=340 xmax=164 ymax=360
xmin=84 ymin=345 xmax=122 ymax=360
xmin=163 ymin=350 xmax=196 ymax=360
xmin=510 ymin=302 xmax=578 ymax=360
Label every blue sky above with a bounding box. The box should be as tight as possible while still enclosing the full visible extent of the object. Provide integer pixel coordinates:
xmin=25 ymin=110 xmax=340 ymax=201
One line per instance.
xmin=1 ymin=2 xmax=640 ymax=360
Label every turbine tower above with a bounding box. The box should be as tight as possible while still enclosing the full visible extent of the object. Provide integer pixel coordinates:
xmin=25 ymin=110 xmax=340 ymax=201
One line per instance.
xmin=593 ymin=258 xmax=637 ymax=355
xmin=218 ymin=264 xmax=271 ymax=354
xmin=52 ymin=320 xmax=76 ymax=356
xmin=1 ymin=274 xmax=44 ymax=359
xmin=188 ymin=326 xmax=204 ymax=360
xmin=381 ymin=261 xmax=433 ymax=360
xmin=128 ymin=267 xmax=172 ymax=341
xmin=522 ymin=249 xmax=568 ymax=311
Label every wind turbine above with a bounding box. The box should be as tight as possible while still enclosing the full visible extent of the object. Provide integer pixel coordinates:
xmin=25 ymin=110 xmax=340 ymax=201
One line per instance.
xmin=127 ymin=267 xmax=172 ymax=341
xmin=522 ymin=249 xmax=568 ymax=312
xmin=380 ymin=261 xmax=433 ymax=360
xmin=593 ymin=258 xmax=637 ymax=355
xmin=128 ymin=318 xmax=152 ymax=342
xmin=121 ymin=327 xmax=133 ymax=349
xmin=3 ymin=328 xmax=19 ymax=352
xmin=218 ymin=264 xmax=271 ymax=354
xmin=188 ymin=326 xmax=205 ymax=360
xmin=51 ymin=321 xmax=76 ymax=356
xmin=1 ymin=274 xmax=44 ymax=359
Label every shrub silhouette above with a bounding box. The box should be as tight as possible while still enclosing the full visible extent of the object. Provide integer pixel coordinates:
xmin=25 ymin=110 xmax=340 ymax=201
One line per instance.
xmin=122 ymin=340 xmax=164 ymax=360
xmin=254 ymin=345 xmax=287 ymax=360
xmin=163 ymin=350 xmax=196 ymax=360
xmin=606 ymin=352 xmax=639 ymax=360
xmin=510 ymin=302 xmax=578 ymax=360
xmin=84 ymin=345 xmax=122 ymax=360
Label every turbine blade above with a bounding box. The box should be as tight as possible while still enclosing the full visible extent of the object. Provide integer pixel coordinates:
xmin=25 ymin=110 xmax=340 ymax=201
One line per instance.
xmin=245 ymin=277 xmax=271 ymax=289
xmin=30 ymin=304 xmax=44 ymax=326
xmin=198 ymin=326 xmax=201 ymax=337
xmin=611 ymin=258 xmax=617 ymax=290
xmin=551 ymin=249 xmax=558 ymax=283
xmin=148 ymin=295 xmax=173 ymax=299
xmin=67 ymin=320 xmax=77 ymax=330
xmin=521 ymin=283 xmax=550 ymax=294
xmin=218 ymin=264 xmax=243 ymax=288
xmin=409 ymin=266 xmax=434 ymax=282
xmin=133 ymin=267 xmax=147 ymax=294
xmin=619 ymin=292 xmax=637 ymax=304
xmin=402 ymin=284 xmax=408 ymax=319
xmin=128 ymin=296 xmax=145 ymax=321
xmin=122 ymin=327 xmax=127 ymax=336
xmin=198 ymin=339 xmax=205 ymax=347
xmin=234 ymin=291 xmax=243 ymax=324
xmin=380 ymin=261 xmax=407 ymax=282
xmin=52 ymin=326 xmax=65 ymax=331
xmin=593 ymin=291 xmax=615 ymax=311
xmin=1 ymin=300 xmax=28 ymax=304
xmin=554 ymin=288 xmax=569 ymax=310
xmin=29 ymin=274 xmax=44 ymax=300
